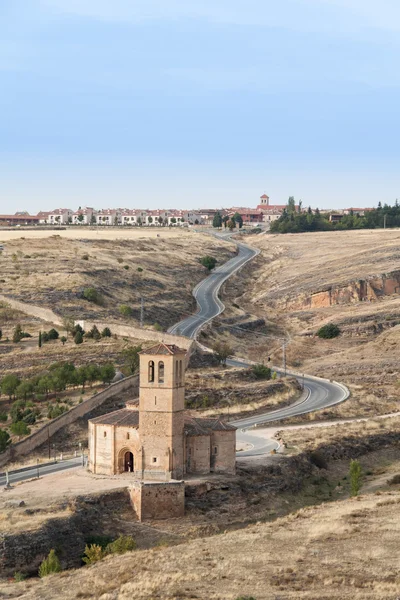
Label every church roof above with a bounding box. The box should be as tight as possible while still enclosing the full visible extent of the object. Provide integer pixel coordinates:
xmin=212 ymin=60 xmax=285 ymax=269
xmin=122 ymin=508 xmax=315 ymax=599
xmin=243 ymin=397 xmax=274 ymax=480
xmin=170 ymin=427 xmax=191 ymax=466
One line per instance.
xmin=184 ymin=416 xmax=236 ymax=436
xmin=90 ymin=409 xmax=139 ymax=427
xmin=139 ymin=343 xmax=187 ymax=356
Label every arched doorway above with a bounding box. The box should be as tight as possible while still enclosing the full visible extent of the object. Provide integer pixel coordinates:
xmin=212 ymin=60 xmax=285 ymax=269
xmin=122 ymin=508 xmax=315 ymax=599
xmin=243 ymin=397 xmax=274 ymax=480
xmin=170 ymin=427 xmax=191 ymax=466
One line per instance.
xmin=124 ymin=451 xmax=134 ymax=472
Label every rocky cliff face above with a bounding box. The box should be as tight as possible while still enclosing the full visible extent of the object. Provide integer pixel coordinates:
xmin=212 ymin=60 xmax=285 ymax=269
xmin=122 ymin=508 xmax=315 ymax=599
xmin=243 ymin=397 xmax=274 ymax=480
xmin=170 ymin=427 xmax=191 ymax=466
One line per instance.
xmin=283 ymin=270 xmax=400 ymax=310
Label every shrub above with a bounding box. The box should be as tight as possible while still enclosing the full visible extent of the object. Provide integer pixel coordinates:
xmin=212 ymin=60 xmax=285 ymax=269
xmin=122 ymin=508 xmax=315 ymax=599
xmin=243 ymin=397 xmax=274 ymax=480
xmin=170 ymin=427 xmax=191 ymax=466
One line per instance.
xmin=0 ymin=429 xmax=11 ymax=452
xmin=47 ymin=328 xmax=59 ymax=340
xmin=0 ymin=411 xmax=7 ymax=422
xmin=213 ymin=341 xmax=233 ymax=366
xmin=310 ymin=451 xmax=328 ymax=470
xmin=350 ymin=459 xmax=362 ymax=496
xmin=119 ymin=304 xmax=133 ymax=317
xmin=74 ymin=331 xmax=84 ymax=345
xmin=271 ymin=371 xmax=277 ymax=380
xmin=47 ymin=404 xmax=68 ymax=419
xmin=117 ymin=257 xmax=123 ymax=264
xmin=137 ymin=267 xmax=143 ymax=272
xmin=10 ymin=421 xmax=31 ymax=437
xmin=60 ymin=336 xmax=67 ymax=345
xmin=251 ymin=364 xmax=271 ymax=380
xmin=12 ymin=324 xmax=23 ymax=343
xmin=106 ymin=535 xmax=136 ymax=555
xmin=317 ymin=323 xmax=340 ymax=339
xmin=101 ymin=327 xmax=112 ymax=338
xmin=86 ymin=325 xmax=101 ymax=340
xmin=153 ymin=323 xmax=164 ymax=332
xmin=83 ymin=287 xmax=103 ymax=305
xmin=14 ymin=571 xmax=26 ymax=582
xmin=199 ymin=256 xmax=217 ymax=271
xmin=82 ymin=254 xmax=89 ymax=260
xmin=38 ymin=549 xmax=62 ymax=577
xmin=388 ymin=474 xmax=400 ymax=485
xmin=123 ymin=265 xmax=129 ymax=270
xmin=82 ymin=544 xmax=104 ymax=565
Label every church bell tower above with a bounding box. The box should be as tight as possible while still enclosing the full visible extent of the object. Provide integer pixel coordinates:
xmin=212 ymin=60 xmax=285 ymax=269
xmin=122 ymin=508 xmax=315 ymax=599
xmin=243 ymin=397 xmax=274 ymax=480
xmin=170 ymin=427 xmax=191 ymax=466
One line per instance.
xmin=138 ymin=343 xmax=186 ymax=480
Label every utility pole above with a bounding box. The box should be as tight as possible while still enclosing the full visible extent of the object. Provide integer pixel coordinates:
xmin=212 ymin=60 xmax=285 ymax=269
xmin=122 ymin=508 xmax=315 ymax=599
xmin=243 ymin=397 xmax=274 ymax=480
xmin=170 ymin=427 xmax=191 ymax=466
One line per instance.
xmin=141 ymin=297 xmax=144 ymax=327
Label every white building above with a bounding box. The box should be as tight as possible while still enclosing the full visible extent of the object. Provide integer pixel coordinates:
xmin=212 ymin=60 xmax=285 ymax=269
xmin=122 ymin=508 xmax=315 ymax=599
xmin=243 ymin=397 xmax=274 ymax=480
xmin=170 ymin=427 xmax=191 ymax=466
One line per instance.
xmin=72 ymin=207 xmax=96 ymax=225
xmin=95 ymin=209 xmax=121 ymax=226
xmin=39 ymin=208 xmax=73 ymax=225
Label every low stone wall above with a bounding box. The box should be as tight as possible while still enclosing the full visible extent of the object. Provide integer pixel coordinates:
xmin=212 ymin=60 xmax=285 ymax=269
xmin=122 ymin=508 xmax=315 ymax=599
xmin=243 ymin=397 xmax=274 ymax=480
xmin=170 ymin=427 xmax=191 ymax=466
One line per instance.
xmin=0 ymin=376 xmax=139 ymax=469
xmin=129 ymin=480 xmax=185 ymax=520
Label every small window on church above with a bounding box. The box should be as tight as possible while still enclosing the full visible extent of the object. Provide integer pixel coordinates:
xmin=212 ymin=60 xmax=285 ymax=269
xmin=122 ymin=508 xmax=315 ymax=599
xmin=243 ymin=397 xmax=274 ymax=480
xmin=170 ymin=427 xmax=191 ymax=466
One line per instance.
xmin=213 ymin=446 xmax=218 ymax=455
xmin=152 ymin=457 xmax=157 ymax=463
xmin=103 ymin=431 xmax=107 ymax=438
xmin=148 ymin=360 xmax=155 ymax=382
xmin=158 ymin=361 xmax=164 ymax=383
xmin=126 ymin=433 xmax=130 ymax=440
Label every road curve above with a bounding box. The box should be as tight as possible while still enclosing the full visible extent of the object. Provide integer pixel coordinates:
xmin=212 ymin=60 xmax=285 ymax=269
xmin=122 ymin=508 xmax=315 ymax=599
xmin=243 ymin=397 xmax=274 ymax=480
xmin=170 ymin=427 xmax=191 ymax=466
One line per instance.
xmin=168 ymin=240 xmax=259 ymax=338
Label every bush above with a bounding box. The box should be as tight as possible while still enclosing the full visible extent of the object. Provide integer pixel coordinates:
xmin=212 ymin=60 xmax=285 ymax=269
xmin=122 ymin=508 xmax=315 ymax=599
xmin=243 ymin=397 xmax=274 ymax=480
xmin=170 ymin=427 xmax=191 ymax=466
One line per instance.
xmin=14 ymin=571 xmax=26 ymax=582
xmin=317 ymin=323 xmax=340 ymax=339
xmin=82 ymin=544 xmax=104 ymax=565
xmin=213 ymin=341 xmax=233 ymax=366
xmin=0 ymin=411 xmax=7 ymax=422
xmin=85 ymin=325 xmax=101 ymax=340
xmin=83 ymin=287 xmax=103 ymax=305
xmin=106 ymin=535 xmax=136 ymax=555
xmin=117 ymin=257 xmax=124 ymax=264
xmin=47 ymin=404 xmax=68 ymax=419
xmin=137 ymin=267 xmax=143 ymax=272
xmin=388 ymin=474 xmax=400 ymax=485
xmin=82 ymin=254 xmax=89 ymax=260
xmin=0 ymin=429 xmax=11 ymax=452
xmin=48 ymin=328 xmax=59 ymax=340
xmin=38 ymin=549 xmax=61 ymax=577
xmin=251 ymin=364 xmax=272 ymax=380
xmin=12 ymin=324 xmax=23 ymax=343
xmin=60 ymin=336 xmax=67 ymax=345
xmin=101 ymin=327 xmax=112 ymax=338
xmin=153 ymin=322 xmax=164 ymax=332
xmin=123 ymin=265 xmax=129 ymax=270
xmin=349 ymin=459 xmax=362 ymax=496
xmin=119 ymin=304 xmax=133 ymax=317
xmin=199 ymin=256 xmax=217 ymax=271
xmin=310 ymin=451 xmax=328 ymax=470
xmin=10 ymin=421 xmax=31 ymax=437
xmin=74 ymin=331 xmax=84 ymax=345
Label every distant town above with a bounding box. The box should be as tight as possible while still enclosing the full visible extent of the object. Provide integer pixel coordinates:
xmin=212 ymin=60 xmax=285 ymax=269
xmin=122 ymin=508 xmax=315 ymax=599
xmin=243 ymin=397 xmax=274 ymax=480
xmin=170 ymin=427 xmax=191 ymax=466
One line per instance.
xmin=0 ymin=194 xmax=373 ymax=227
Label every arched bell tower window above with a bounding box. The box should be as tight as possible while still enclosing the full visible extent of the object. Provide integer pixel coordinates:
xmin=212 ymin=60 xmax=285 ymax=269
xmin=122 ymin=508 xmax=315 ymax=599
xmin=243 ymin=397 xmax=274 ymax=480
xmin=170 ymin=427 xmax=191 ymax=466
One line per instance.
xmin=148 ymin=360 xmax=155 ymax=382
xmin=158 ymin=361 xmax=164 ymax=383
xmin=175 ymin=360 xmax=179 ymax=385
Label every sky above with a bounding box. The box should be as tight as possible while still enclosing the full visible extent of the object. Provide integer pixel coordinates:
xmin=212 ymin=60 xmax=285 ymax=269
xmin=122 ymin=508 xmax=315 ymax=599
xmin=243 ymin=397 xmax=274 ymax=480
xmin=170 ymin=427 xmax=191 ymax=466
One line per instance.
xmin=1 ymin=0 xmax=400 ymax=212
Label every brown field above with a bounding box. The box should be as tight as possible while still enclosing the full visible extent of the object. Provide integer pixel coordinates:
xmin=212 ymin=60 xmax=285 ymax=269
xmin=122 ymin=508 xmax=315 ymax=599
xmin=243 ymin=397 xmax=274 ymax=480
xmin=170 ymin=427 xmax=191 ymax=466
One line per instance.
xmin=0 ymin=230 xmax=235 ymax=329
xmin=0 ymin=227 xmax=195 ymax=241
xmin=2 ymin=487 xmax=400 ymax=599
xmin=215 ymin=229 xmax=400 ymax=419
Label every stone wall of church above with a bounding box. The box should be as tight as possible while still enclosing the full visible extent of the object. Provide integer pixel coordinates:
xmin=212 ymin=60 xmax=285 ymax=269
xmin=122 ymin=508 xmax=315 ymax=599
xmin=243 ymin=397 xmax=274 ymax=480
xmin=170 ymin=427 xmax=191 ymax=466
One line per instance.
xmin=186 ymin=435 xmax=210 ymax=474
xmin=89 ymin=423 xmax=141 ymax=475
xmin=211 ymin=430 xmax=236 ymax=474
xmin=129 ymin=480 xmax=185 ymax=520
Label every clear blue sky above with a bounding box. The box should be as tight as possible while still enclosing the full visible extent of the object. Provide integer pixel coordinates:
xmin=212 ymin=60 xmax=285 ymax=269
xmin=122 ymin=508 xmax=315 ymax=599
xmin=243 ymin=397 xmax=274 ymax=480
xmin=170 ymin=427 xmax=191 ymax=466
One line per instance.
xmin=1 ymin=0 xmax=400 ymax=212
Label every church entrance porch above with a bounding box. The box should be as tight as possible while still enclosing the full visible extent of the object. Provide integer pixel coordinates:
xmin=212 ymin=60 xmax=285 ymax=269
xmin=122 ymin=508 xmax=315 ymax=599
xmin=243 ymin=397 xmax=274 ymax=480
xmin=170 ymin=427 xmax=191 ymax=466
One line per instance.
xmin=117 ymin=448 xmax=135 ymax=473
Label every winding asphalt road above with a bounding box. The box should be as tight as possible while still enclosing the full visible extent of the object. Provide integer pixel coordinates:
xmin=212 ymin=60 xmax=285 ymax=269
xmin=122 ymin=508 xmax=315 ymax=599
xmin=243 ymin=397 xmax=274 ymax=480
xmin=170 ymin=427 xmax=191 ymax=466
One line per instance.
xmin=2 ymin=232 xmax=348 ymax=483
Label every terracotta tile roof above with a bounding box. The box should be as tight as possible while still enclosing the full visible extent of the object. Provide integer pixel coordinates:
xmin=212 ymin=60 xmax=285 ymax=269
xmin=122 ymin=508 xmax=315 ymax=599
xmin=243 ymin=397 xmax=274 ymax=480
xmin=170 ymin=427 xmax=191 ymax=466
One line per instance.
xmin=184 ymin=417 xmax=236 ymax=436
xmin=90 ymin=408 xmax=139 ymax=427
xmin=260 ymin=194 xmax=269 ymax=199
xmin=139 ymin=343 xmax=187 ymax=356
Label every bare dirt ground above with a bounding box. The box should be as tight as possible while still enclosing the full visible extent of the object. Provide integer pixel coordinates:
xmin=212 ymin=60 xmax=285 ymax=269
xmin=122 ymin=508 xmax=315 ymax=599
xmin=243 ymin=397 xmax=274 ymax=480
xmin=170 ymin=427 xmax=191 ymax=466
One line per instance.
xmin=0 ymin=229 xmax=235 ymax=329
xmin=0 ymin=227 xmax=196 ymax=241
xmin=213 ymin=229 xmax=400 ymax=419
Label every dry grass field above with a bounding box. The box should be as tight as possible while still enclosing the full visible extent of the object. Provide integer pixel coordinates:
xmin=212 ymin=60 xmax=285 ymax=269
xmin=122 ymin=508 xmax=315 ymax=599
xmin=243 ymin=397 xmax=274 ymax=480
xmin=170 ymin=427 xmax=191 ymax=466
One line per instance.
xmin=217 ymin=229 xmax=400 ymax=419
xmin=0 ymin=229 xmax=235 ymax=329
xmin=2 ymin=488 xmax=400 ymax=599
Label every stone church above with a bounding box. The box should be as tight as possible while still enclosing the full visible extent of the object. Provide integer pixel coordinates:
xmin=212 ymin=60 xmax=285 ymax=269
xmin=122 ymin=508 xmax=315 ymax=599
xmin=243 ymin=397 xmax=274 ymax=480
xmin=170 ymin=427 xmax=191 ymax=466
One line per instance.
xmin=88 ymin=343 xmax=236 ymax=480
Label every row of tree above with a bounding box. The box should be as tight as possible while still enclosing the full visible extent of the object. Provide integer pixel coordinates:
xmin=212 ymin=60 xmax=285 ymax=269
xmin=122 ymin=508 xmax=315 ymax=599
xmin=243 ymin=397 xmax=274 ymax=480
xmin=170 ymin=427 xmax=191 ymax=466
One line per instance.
xmin=212 ymin=212 xmax=243 ymax=230
xmin=271 ymin=198 xmax=400 ymax=233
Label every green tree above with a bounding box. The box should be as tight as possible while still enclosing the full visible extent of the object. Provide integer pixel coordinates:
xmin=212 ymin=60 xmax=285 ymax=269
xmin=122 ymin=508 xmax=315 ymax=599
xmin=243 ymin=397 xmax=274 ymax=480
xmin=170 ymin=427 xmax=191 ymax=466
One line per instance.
xmin=233 ymin=212 xmax=244 ymax=229
xmin=74 ymin=331 xmax=84 ymax=345
xmin=82 ymin=544 xmax=105 ymax=565
xmin=38 ymin=331 xmax=42 ymax=348
xmin=1 ymin=374 xmax=20 ymax=399
xmin=148 ymin=216 xmax=153 ymax=224
xmin=60 ymin=336 xmax=67 ymax=345
xmin=100 ymin=363 xmax=116 ymax=384
xmin=106 ymin=535 xmax=136 ymax=555
xmin=317 ymin=323 xmax=340 ymax=339
xmin=170 ymin=217 xmax=176 ymax=225
xmin=16 ymin=380 xmax=34 ymax=401
xmin=119 ymin=304 xmax=133 ymax=317
xmin=38 ymin=549 xmax=62 ymax=577
xmin=12 ymin=324 xmax=23 ymax=343
xmin=10 ymin=421 xmax=31 ymax=437
xmin=158 ymin=216 xmax=163 ymax=225
xmin=77 ymin=366 xmax=89 ymax=391
xmin=227 ymin=219 xmax=236 ymax=230
xmin=47 ymin=328 xmax=59 ymax=340
xmin=83 ymin=288 xmax=103 ymax=305
xmin=252 ymin=364 xmax=272 ymax=379
xmin=122 ymin=345 xmax=142 ymax=374
xmin=222 ymin=215 xmax=229 ymax=228
xmin=101 ymin=327 xmax=112 ymax=338
xmin=213 ymin=342 xmax=234 ymax=366
xmin=86 ymin=364 xmax=101 ymax=387
xmin=199 ymin=256 xmax=217 ymax=271
xmin=212 ymin=212 xmax=222 ymax=228
xmin=349 ymin=459 xmax=362 ymax=497
xmin=0 ymin=429 xmax=11 ymax=452
xmin=10 ymin=399 xmax=26 ymax=423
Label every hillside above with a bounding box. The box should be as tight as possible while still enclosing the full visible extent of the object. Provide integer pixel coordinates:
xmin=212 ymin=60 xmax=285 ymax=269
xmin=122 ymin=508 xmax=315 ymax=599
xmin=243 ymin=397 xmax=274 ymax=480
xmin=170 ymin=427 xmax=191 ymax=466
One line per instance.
xmin=215 ymin=229 xmax=400 ymax=419
xmin=2 ymin=488 xmax=399 ymax=599
xmin=0 ymin=229 xmax=235 ymax=330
